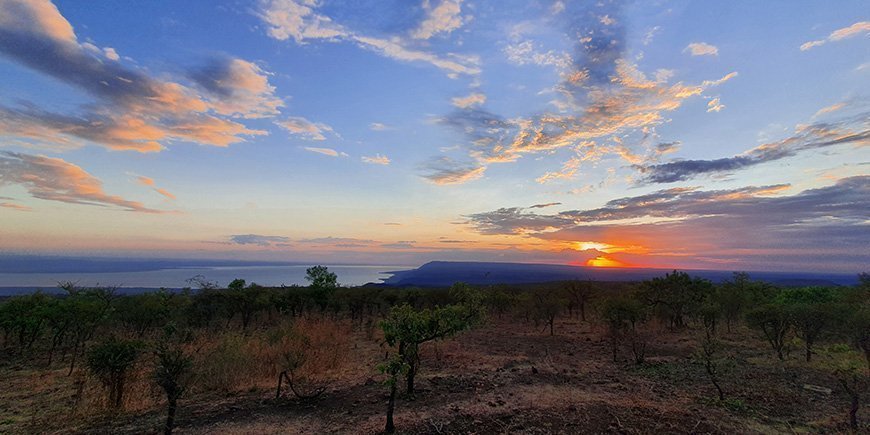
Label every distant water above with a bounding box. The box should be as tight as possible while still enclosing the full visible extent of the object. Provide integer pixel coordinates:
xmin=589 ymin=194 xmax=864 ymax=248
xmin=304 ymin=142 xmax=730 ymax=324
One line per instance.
xmin=0 ymin=265 xmax=410 ymax=290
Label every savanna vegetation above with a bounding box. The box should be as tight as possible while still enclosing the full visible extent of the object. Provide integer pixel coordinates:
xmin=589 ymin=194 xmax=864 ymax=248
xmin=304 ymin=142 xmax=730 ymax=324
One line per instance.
xmin=0 ymin=268 xmax=867 ymax=433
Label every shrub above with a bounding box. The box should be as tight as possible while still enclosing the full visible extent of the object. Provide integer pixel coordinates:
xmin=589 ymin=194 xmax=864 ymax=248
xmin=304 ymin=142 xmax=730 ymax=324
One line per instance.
xmin=86 ymin=337 xmax=142 ymax=408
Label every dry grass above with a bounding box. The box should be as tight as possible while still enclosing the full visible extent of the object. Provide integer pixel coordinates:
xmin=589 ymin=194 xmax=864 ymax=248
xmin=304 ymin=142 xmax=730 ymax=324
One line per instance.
xmin=1 ymin=314 xmax=865 ymax=434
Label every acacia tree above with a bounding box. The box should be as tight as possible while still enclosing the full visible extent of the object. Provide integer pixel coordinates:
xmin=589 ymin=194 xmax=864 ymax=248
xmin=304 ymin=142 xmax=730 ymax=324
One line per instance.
xmin=380 ymin=283 xmax=483 ymax=397
xmin=746 ymin=304 xmax=790 ymax=360
xmin=153 ymin=325 xmax=194 ymax=435
xmin=306 ymin=266 xmax=338 ymax=311
xmin=87 ymin=337 xmax=141 ymax=408
xmin=777 ymin=287 xmax=838 ymax=362
xmin=639 ymin=271 xmax=713 ymax=330
xmin=600 ymin=295 xmax=647 ymax=363
xmin=563 ymin=280 xmax=596 ymax=321
xmin=697 ymin=303 xmax=725 ymax=400
xmin=533 ymin=288 xmax=564 ymax=336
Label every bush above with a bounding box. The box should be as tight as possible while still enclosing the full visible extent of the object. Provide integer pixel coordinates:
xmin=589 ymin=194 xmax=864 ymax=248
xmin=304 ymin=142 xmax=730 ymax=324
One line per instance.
xmin=87 ymin=337 xmax=142 ymax=408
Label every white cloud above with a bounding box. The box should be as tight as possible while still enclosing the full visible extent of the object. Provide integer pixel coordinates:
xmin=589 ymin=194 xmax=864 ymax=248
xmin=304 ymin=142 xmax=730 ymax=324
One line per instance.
xmin=276 ymin=116 xmax=335 ymax=140
xmin=504 ymin=40 xmax=571 ymax=69
xmin=684 ymin=42 xmax=719 ymax=56
xmin=707 ymin=97 xmax=725 ymax=112
xmin=801 ymin=21 xmax=870 ymax=51
xmin=362 ymin=154 xmax=391 ymax=165
xmin=103 ymin=47 xmax=119 ymax=61
xmin=451 ymin=92 xmax=486 ymax=108
xmin=257 ymin=0 xmax=479 ymax=76
xmin=370 ymin=122 xmax=393 ymax=131
xmin=411 ymin=0 xmax=464 ymax=40
xmin=303 ymin=146 xmax=347 ymax=157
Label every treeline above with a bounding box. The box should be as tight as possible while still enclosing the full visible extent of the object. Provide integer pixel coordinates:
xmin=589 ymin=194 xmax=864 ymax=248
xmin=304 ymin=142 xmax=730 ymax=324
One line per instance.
xmin=1 ymin=269 xmax=868 ymax=432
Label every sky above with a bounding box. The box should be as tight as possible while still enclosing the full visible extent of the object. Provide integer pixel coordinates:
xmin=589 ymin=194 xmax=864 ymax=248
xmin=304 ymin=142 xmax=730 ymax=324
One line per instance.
xmin=0 ymin=0 xmax=867 ymax=273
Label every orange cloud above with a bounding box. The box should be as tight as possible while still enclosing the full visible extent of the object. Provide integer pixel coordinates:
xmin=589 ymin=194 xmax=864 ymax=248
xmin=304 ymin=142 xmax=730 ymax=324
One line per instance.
xmin=1 ymin=151 xmax=163 ymax=213
xmin=135 ymin=176 xmax=176 ymax=200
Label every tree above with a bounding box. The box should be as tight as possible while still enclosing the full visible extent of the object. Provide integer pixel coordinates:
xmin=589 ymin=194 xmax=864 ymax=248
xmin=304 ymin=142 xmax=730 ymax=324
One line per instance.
xmin=225 ymin=279 xmax=269 ymax=330
xmin=87 ymin=337 xmax=141 ymax=408
xmin=563 ymin=280 xmax=595 ymax=321
xmin=639 ymin=271 xmax=713 ymax=330
xmin=600 ymin=295 xmax=647 ymax=363
xmin=777 ymin=287 xmax=838 ymax=362
xmin=153 ymin=325 xmax=194 ymax=435
xmin=378 ymin=354 xmax=409 ymax=434
xmin=746 ymin=304 xmax=790 ymax=360
xmin=716 ymin=272 xmax=754 ymax=332
xmin=380 ymin=283 xmax=483 ymax=397
xmin=533 ymin=288 xmax=564 ymax=336
xmin=0 ymin=291 xmax=52 ymax=353
xmin=697 ymin=303 xmax=725 ymax=400
xmin=305 ymin=266 xmax=338 ymax=311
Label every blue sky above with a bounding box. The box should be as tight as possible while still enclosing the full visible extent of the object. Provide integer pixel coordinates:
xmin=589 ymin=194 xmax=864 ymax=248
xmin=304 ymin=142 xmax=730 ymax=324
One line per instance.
xmin=0 ymin=0 xmax=867 ymax=272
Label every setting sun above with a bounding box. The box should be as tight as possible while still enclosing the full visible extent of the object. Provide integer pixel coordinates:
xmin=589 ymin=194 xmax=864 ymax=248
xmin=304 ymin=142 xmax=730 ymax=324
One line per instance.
xmin=586 ymin=256 xmax=627 ymax=268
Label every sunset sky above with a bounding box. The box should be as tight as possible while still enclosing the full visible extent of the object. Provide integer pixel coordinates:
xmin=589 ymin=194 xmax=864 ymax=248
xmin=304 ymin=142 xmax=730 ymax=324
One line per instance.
xmin=0 ymin=0 xmax=867 ymax=272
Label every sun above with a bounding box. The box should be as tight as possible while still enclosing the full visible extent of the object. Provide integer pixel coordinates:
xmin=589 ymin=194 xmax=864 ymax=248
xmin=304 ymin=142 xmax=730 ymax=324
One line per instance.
xmin=586 ymin=256 xmax=626 ymax=268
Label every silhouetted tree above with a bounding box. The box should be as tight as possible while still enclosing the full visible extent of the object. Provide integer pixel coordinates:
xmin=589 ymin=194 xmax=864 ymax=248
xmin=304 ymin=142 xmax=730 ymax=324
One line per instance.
xmin=87 ymin=337 xmax=141 ymax=408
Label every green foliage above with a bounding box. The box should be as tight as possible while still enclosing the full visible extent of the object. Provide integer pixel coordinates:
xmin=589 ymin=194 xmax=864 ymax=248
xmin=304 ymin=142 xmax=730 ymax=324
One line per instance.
xmin=746 ymin=303 xmax=790 ymax=360
xmin=153 ymin=325 xmax=194 ymax=435
xmin=0 ymin=291 xmax=53 ymax=351
xmin=639 ymin=271 xmax=714 ymax=329
xmin=380 ymin=282 xmax=484 ymax=397
xmin=87 ymin=337 xmax=142 ymax=408
xmin=305 ymin=265 xmax=338 ymax=290
xmin=600 ymin=295 xmax=648 ymax=363
xmin=305 ymin=266 xmax=338 ymax=311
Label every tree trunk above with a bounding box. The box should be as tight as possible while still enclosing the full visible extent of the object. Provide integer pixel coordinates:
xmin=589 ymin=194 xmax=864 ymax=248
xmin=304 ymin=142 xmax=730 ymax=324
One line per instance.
xmin=276 ymin=371 xmax=286 ymax=399
xmin=406 ymin=362 xmax=416 ymax=397
xmin=579 ymin=303 xmax=586 ymax=322
xmin=164 ymin=398 xmax=177 ymax=435
xmin=385 ymin=381 xmax=397 ymax=434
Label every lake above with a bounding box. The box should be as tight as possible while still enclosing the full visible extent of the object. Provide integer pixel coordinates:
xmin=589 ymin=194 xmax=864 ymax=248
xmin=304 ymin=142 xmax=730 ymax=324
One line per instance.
xmin=0 ymin=264 xmax=412 ymax=292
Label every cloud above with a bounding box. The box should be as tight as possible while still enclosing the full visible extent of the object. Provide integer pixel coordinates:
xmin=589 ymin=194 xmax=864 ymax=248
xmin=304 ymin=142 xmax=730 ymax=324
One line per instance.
xmin=135 ymin=175 xmax=176 ymax=200
xmin=642 ymin=26 xmax=660 ymax=46
xmin=465 ymin=177 xmax=870 ymax=271
xmin=361 ymin=154 xmax=391 ymax=165
xmin=504 ymin=40 xmax=571 ymax=69
xmin=381 ymin=241 xmax=417 ymax=249
xmin=814 ymin=102 xmax=845 ymax=118
xmin=229 ymin=234 xmax=291 ymax=246
xmin=370 ymin=122 xmax=393 ymax=131
xmin=188 ymin=57 xmax=284 ymax=119
xmin=637 ymin=113 xmax=870 ymax=183
xmin=536 ymin=156 xmax=580 ymax=183
xmin=429 ymin=1 xmax=738 ymax=185
xmin=0 ymin=0 xmax=270 ymax=152
xmin=303 ymin=146 xmax=347 ymax=157
xmin=276 ymin=116 xmax=335 ymax=140
xmin=684 ymin=42 xmax=719 ymax=56
xmin=465 ymin=206 xmax=575 ymax=235
xmin=707 ymin=97 xmax=725 ymax=112
xmin=0 ymin=151 xmax=163 ymax=212
xmin=451 ymin=92 xmax=486 ymax=108
xmin=352 ymin=35 xmax=480 ymax=75
xmin=297 ymin=236 xmax=378 ymax=248
xmin=421 ymin=156 xmax=485 ymax=184
xmin=411 ymin=0 xmax=464 ymax=40
xmin=103 ymin=47 xmax=119 ymax=61
xmin=800 ymin=21 xmax=870 ymax=51
xmin=701 ymin=71 xmax=738 ymax=87
xmin=257 ymin=0 xmax=479 ymax=76
xmin=0 ymin=201 xmax=31 ymax=211
xmin=529 ymin=202 xmax=562 ymax=209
